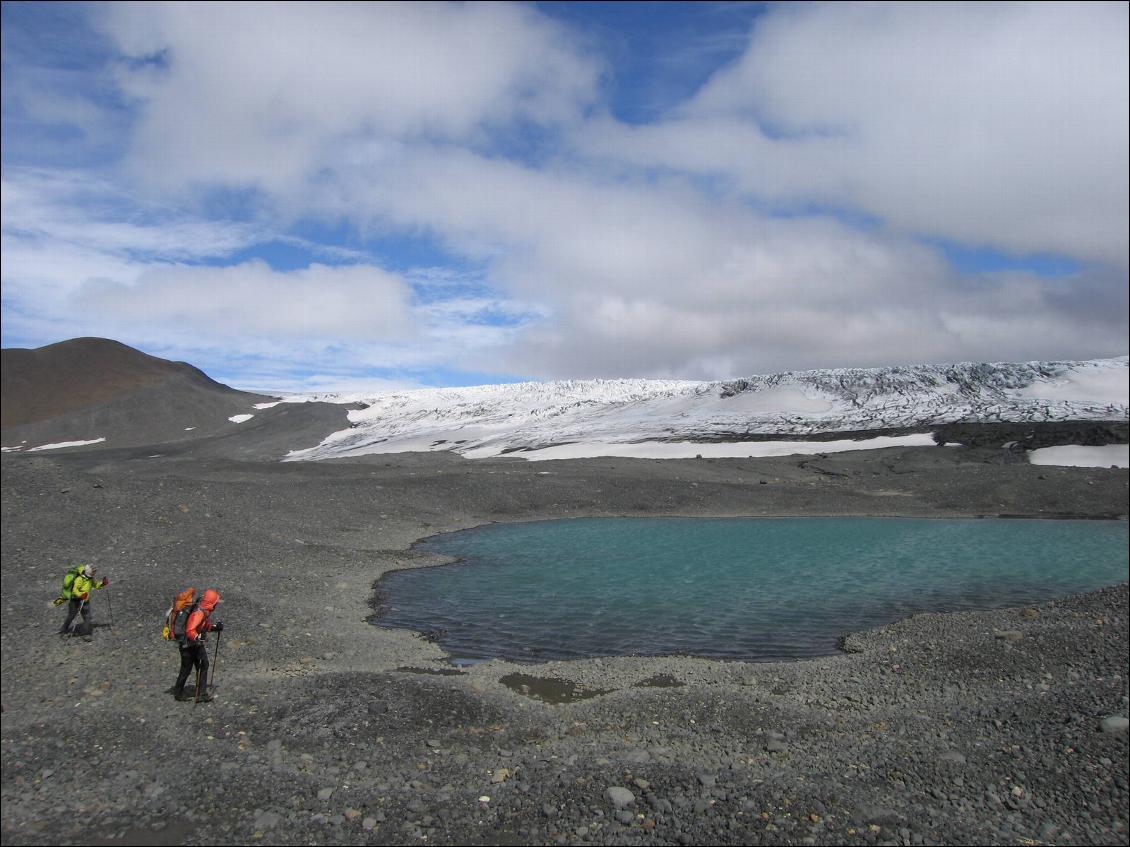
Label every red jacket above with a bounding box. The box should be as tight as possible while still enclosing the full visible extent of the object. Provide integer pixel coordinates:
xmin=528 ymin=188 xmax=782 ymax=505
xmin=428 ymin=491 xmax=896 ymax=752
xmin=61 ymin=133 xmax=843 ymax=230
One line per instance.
xmin=186 ymin=589 xmax=222 ymax=641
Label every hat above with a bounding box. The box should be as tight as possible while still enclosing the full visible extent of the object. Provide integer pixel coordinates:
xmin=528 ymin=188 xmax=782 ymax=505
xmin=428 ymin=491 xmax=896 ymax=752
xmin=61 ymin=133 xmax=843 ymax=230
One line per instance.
xmin=82 ymin=564 xmax=96 ymax=577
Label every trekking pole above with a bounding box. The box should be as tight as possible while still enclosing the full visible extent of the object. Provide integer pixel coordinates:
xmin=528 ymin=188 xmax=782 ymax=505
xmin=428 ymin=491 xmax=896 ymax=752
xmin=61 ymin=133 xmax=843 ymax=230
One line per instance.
xmin=209 ymin=629 xmax=222 ymax=694
xmin=194 ymin=666 xmax=202 ymax=705
xmin=105 ymin=586 xmax=114 ymax=631
xmin=67 ymin=599 xmax=87 ymax=639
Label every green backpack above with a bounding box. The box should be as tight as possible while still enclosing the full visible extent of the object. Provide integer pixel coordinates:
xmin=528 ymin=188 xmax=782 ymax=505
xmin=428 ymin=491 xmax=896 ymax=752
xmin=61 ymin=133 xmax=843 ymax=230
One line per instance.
xmin=61 ymin=564 xmax=85 ymax=600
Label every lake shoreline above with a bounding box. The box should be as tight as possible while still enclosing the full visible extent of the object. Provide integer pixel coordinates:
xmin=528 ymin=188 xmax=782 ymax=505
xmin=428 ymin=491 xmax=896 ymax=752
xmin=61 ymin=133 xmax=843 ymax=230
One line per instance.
xmin=382 ymin=516 xmax=1127 ymax=666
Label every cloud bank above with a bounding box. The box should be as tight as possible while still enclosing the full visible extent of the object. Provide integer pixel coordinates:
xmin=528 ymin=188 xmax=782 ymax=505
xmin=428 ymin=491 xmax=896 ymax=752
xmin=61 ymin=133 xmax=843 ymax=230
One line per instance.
xmin=1 ymin=1 xmax=1125 ymax=390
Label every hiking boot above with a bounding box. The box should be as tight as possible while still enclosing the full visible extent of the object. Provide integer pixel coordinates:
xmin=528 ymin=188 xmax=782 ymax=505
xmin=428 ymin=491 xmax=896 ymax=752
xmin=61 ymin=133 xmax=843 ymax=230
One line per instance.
xmin=196 ymin=688 xmax=214 ymax=703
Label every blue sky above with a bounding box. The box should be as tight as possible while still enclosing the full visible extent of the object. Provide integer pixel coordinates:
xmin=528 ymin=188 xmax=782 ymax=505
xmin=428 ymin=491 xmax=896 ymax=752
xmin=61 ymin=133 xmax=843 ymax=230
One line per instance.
xmin=2 ymin=1 xmax=1126 ymax=393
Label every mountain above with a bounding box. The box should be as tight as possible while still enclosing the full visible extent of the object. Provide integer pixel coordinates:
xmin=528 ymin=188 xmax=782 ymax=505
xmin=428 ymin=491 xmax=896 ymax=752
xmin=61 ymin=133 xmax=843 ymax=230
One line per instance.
xmin=3 ymin=339 xmax=1125 ymax=462
xmin=285 ymin=357 xmax=1129 ymax=461
xmin=1 ymin=337 xmax=255 ymax=426
xmin=0 ymin=337 xmax=279 ymax=450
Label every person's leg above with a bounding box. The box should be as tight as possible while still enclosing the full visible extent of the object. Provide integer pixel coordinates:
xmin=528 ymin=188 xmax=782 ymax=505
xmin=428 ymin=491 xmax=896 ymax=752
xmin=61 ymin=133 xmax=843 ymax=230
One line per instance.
xmin=195 ymin=644 xmax=211 ymax=699
xmin=174 ymin=645 xmax=195 ymax=697
xmin=60 ymin=599 xmax=81 ymax=633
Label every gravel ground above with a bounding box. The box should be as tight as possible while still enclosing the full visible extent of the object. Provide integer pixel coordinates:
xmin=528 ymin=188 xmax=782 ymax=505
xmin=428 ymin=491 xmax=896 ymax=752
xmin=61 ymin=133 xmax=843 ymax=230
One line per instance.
xmin=1 ymin=441 xmax=1127 ymax=846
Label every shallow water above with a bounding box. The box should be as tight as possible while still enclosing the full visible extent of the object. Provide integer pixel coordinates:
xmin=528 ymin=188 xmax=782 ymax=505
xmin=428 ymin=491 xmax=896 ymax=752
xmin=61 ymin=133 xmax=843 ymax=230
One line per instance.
xmin=375 ymin=517 xmax=1129 ymax=663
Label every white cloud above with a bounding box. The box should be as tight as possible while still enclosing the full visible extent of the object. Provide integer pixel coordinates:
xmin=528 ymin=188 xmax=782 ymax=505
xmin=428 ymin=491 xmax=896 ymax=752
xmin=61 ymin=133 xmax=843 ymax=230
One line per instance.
xmin=304 ymin=142 xmax=1125 ymax=378
xmin=1 ymin=169 xmax=263 ymax=264
xmin=74 ymin=260 xmax=416 ymax=339
xmin=1 ymin=167 xmax=263 ymax=346
xmin=4 ymin=2 xmax=1125 ymax=386
xmin=582 ymin=1 xmax=1129 ymax=267
xmin=96 ymin=1 xmax=600 ymax=196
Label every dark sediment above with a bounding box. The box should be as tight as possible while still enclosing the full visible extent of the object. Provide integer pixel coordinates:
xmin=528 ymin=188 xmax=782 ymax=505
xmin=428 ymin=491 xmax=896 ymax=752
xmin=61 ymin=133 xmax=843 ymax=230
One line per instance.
xmin=667 ymin=420 xmax=1129 ymax=449
xmin=1 ymin=439 xmax=1127 ymax=846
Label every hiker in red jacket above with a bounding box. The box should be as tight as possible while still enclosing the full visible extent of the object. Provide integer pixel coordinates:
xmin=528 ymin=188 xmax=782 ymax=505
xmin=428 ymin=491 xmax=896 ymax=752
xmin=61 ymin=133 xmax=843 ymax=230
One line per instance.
xmin=173 ymin=588 xmax=224 ymax=702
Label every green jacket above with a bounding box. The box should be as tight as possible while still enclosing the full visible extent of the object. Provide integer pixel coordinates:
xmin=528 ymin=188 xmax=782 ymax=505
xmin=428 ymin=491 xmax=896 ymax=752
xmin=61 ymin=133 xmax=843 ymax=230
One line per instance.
xmin=70 ymin=574 xmax=107 ymax=601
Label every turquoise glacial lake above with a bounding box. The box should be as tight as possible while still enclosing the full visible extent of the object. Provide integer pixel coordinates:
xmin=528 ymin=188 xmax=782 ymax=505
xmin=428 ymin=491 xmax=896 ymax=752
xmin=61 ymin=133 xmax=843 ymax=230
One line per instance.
xmin=375 ymin=518 xmax=1129 ymax=663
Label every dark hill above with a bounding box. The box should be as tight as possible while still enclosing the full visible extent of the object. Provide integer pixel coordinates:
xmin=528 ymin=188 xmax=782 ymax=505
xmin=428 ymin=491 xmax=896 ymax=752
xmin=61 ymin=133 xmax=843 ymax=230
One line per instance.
xmin=1 ymin=337 xmax=254 ymax=428
xmin=0 ymin=337 xmax=293 ymax=451
xmin=2 ymin=337 xmax=353 ymax=458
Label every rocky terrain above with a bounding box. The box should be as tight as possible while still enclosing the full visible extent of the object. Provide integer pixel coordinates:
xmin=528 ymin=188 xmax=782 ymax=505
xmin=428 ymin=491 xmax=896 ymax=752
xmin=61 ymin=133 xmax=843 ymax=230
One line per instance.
xmin=1 ymin=339 xmax=1127 ymax=846
xmin=2 ymin=440 xmax=1127 ymax=846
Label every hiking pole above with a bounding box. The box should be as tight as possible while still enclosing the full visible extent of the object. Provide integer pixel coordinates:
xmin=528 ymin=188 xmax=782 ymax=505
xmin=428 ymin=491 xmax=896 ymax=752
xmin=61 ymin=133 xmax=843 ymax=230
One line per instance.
xmin=194 ymin=666 xmax=201 ymax=705
xmin=67 ymin=599 xmax=87 ymax=639
xmin=104 ymin=586 xmax=114 ymax=631
xmin=209 ymin=629 xmax=222 ymax=695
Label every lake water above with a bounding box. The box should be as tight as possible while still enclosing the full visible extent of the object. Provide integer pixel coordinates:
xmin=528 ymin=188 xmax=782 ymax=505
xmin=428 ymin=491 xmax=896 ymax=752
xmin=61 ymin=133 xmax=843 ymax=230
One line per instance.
xmin=375 ymin=517 xmax=1129 ymax=664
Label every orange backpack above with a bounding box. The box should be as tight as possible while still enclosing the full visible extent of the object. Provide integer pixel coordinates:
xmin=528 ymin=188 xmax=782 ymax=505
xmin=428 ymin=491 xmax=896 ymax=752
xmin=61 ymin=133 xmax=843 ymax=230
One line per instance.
xmin=162 ymin=588 xmax=196 ymax=640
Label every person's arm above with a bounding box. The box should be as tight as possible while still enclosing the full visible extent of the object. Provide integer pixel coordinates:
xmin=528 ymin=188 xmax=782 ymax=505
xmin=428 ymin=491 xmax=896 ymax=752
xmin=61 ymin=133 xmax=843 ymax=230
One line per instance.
xmin=185 ymin=609 xmax=205 ymax=641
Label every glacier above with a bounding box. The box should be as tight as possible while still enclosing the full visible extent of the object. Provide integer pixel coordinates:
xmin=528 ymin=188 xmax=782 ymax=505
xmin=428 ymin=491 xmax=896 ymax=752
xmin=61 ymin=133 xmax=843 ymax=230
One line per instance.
xmin=283 ymin=356 xmax=1128 ymax=462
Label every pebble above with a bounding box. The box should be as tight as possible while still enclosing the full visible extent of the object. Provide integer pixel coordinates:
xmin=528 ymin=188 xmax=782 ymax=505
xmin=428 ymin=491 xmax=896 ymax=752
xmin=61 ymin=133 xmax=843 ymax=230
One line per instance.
xmin=1100 ymin=715 xmax=1129 ymax=735
xmin=858 ymin=805 xmax=901 ymax=825
xmin=606 ymin=786 xmax=635 ymax=809
xmin=253 ymin=810 xmax=280 ymax=829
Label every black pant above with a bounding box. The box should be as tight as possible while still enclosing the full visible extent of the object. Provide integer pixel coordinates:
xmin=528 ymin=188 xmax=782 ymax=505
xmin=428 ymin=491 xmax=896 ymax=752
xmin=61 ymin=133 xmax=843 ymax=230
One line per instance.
xmin=176 ymin=641 xmax=209 ymax=692
xmin=62 ymin=599 xmax=91 ymax=634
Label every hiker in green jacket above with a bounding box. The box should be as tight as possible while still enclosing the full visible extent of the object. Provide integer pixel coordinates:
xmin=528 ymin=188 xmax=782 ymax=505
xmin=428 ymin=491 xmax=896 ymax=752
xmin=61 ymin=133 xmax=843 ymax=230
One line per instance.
xmin=59 ymin=564 xmax=109 ymax=638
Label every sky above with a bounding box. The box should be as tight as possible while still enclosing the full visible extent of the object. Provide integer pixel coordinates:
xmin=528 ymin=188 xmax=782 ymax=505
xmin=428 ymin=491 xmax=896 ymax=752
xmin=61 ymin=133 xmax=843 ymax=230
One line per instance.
xmin=1 ymin=1 xmax=1127 ymax=394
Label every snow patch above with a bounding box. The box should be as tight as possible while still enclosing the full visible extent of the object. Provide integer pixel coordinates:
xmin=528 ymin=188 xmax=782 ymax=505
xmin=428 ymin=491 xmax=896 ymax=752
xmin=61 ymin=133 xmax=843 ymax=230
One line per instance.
xmin=27 ymin=438 xmax=107 ymax=451
xmin=253 ymin=401 xmax=281 ymax=409
xmin=1028 ymin=445 xmax=1129 ymax=468
xmin=228 ymin=414 xmax=254 ymax=424
xmin=507 ymin=434 xmax=938 ymax=462
xmin=1011 ymin=361 xmax=1129 ymax=406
